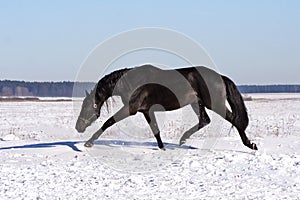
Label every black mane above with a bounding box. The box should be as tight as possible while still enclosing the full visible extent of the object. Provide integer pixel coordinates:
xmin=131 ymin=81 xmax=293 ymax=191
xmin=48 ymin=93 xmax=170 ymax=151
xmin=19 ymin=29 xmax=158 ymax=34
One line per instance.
xmin=94 ymin=68 xmax=131 ymax=100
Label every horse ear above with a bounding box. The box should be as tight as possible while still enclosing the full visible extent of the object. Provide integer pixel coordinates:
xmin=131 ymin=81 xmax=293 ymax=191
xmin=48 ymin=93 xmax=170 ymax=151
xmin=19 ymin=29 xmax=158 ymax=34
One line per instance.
xmin=85 ymin=90 xmax=89 ymax=96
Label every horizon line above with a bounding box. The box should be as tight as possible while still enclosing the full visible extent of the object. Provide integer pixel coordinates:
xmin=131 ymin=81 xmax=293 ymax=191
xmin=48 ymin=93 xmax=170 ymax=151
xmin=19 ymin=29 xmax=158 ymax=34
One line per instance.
xmin=1 ymin=79 xmax=300 ymax=86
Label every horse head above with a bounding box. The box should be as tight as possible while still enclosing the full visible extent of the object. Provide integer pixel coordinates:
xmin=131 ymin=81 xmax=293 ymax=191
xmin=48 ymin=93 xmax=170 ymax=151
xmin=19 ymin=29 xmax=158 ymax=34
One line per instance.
xmin=75 ymin=90 xmax=101 ymax=133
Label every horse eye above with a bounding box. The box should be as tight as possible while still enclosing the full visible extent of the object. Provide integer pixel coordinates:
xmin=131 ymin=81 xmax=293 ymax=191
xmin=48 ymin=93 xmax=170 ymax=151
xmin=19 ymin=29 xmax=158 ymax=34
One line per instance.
xmin=93 ymin=104 xmax=97 ymax=109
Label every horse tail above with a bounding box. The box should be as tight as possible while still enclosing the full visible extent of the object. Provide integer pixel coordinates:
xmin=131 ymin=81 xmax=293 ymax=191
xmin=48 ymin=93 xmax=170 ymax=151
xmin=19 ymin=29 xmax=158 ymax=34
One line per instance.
xmin=222 ymin=75 xmax=249 ymax=130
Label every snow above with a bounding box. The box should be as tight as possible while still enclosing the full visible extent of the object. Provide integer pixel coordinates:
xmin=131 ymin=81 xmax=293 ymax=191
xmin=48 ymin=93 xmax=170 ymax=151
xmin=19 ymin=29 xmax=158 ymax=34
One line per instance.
xmin=0 ymin=94 xmax=299 ymax=199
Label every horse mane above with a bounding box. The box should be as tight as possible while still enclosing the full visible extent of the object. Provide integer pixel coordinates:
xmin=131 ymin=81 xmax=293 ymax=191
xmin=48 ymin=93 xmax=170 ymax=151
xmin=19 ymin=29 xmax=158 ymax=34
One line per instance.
xmin=99 ymin=68 xmax=130 ymax=89
xmin=94 ymin=68 xmax=131 ymax=102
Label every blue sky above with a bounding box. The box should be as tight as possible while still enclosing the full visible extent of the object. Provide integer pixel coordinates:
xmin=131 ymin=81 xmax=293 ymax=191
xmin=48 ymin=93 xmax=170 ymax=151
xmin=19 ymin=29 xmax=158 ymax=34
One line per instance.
xmin=0 ymin=0 xmax=299 ymax=84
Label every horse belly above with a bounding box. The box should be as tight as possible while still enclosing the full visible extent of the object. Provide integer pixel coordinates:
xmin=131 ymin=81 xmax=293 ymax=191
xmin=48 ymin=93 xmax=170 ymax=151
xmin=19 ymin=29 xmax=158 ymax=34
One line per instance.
xmin=141 ymin=84 xmax=197 ymax=111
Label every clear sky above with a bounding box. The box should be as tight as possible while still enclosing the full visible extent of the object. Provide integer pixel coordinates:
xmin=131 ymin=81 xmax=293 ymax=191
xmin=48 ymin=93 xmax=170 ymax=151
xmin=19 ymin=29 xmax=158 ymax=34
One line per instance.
xmin=0 ymin=0 xmax=299 ymax=84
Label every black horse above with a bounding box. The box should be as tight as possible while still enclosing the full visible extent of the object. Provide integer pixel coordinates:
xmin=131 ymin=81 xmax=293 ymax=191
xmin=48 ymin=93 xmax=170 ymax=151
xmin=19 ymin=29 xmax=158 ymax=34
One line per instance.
xmin=75 ymin=65 xmax=257 ymax=150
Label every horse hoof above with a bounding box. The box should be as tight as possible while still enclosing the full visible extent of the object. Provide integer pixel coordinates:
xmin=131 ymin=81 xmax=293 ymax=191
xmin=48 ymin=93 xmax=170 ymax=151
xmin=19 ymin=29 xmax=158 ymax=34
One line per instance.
xmin=160 ymin=147 xmax=166 ymax=151
xmin=252 ymin=143 xmax=258 ymax=150
xmin=84 ymin=141 xmax=94 ymax=148
xmin=179 ymin=139 xmax=186 ymax=146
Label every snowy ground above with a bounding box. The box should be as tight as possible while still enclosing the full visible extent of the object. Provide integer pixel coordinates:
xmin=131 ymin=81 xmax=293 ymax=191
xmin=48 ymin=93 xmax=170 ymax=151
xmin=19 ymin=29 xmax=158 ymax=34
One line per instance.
xmin=0 ymin=94 xmax=299 ymax=199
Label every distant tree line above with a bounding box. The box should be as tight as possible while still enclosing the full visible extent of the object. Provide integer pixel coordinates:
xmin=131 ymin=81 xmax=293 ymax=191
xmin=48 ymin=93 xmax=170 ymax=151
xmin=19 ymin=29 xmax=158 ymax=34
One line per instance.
xmin=0 ymin=80 xmax=299 ymax=97
xmin=0 ymin=80 xmax=94 ymax=97
xmin=238 ymin=85 xmax=300 ymax=93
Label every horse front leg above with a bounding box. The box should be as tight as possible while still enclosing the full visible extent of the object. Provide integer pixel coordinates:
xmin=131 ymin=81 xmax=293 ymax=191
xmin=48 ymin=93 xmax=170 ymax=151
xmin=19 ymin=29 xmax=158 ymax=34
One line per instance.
xmin=143 ymin=111 xmax=165 ymax=150
xmin=84 ymin=106 xmax=130 ymax=147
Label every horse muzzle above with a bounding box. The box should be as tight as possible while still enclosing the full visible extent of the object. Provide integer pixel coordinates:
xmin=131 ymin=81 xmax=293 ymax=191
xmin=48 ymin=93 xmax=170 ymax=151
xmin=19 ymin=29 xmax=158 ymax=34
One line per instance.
xmin=75 ymin=121 xmax=86 ymax=133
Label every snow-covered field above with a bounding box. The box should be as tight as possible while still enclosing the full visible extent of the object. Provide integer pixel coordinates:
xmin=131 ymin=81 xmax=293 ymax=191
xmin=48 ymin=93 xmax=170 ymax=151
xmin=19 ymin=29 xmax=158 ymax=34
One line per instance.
xmin=0 ymin=94 xmax=299 ymax=199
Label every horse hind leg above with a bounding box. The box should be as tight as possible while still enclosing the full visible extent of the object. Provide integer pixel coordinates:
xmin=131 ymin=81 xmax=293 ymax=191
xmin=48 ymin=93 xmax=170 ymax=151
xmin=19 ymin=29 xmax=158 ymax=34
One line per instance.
xmin=179 ymin=103 xmax=211 ymax=145
xmin=225 ymin=109 xmax=257 ymax=150
xmin=195 ymin=104 xmax=211 ymax=129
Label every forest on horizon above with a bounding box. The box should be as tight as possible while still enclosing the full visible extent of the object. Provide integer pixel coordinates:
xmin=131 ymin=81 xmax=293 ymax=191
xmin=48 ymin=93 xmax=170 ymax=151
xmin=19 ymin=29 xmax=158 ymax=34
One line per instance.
xmin=0 ymin=80 xmax=300 ymax=97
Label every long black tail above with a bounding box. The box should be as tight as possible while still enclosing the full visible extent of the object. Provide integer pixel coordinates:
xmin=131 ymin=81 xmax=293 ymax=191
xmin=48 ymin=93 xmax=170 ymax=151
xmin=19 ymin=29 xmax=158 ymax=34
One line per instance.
xmin=222 ymin=75 xmax=249 ymax=130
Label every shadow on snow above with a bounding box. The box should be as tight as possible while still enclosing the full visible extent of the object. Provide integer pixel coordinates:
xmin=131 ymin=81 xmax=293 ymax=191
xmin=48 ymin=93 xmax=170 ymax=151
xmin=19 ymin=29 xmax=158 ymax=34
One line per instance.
xmin=94 ymin=140 xmax=198 ymax=150
xmin=0 ymin=139 xmax=198 ymax=152
xmin=0 ymin=141 xmax=83 ymax=152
